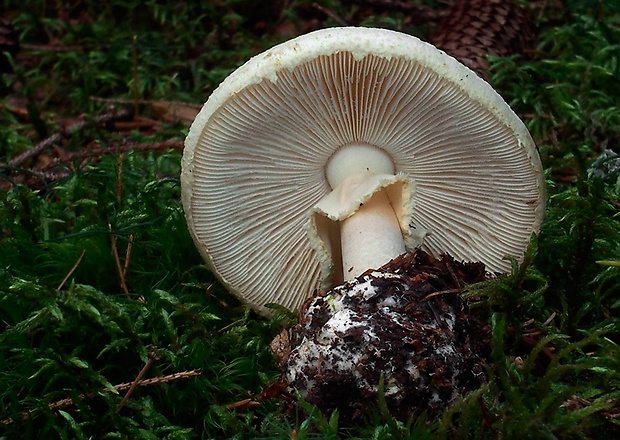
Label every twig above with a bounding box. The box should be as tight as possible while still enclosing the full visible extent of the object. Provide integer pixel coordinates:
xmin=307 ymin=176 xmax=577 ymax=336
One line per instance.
xmin=446 ymin=261 xmax=463 ymax=289
xmin=118 ymin=352 xmax=159 ymax=411
xmin=222 ymin=398 xmax=260 ymax=410
xmin=132 ymin=35 xmax=140 ymax=120
xmin=5 ymin=110 xmax=132 ymax=168
xmin=0 ymin=369 xmax=202 ymax=426
xmin=543 ymin=311 xmax=557 ymax=326
xmin=40 ymin=140 xmax=184 ymax=170
xmin=403 ymin=288 xmax=461 ymax=312
xmin=113 ymin=117 xmax=160 ymax=131
xmin=90 ymin=96 xmax=202 ymax=109
xmin=7 ymin=132 xmax=63 ymax=167
xmin=20 ymin=43 xmax=87 ymax=52
xmin=357 ymin=0 xmax=422 ymax=12
xmin=1 ymin=140 xmax=184 ymax=190
xmin=357 ymin=0 xmax=443 ymax=22
xmin=116 ymin=153 xmax=124 ymax=207
xmin=57 ymin=249 xmax=86 ymax=290
xmin=0 ymin=165 xmax=64 ymax=187
xmin=535 ymin=0 xmax=551 ymax=23
xmin=92 ymin=97 xmax=201 ymax=123
xmin=109 ymin=223 xmax=130 ymax=297
xmin=420 ymin=288 xmax=461 ymax=302
xmin=521 ymin=333 xmax=555 ymax=360
xmin=113 ymin=369 xmax=201 ymax=391
xmin=122 ymin=234 xmax=134 ymax=281
xmin=217 ymin=318 xmax=244 ymax=334
xmin=311 ymin=3 xmax=348 ymax=26
xmin=560 ymin=394 xmax=620 ymax=420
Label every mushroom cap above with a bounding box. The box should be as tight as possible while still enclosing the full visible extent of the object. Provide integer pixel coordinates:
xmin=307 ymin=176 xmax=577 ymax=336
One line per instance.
xmin=181 ymin=27 xmax=546 ymax=315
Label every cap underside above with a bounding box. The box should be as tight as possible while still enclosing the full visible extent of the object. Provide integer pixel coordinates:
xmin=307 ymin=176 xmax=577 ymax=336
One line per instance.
xmin=182 ymin=28 xmax=545 ymax=315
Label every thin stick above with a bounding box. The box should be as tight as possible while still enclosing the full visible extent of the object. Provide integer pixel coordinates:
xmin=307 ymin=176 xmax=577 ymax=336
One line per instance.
xmin=132 ymin=35 xmax=140 ymax=119
xmin=217 ymin=318 xmax=244 ymax=334
xmin=420 ymin=288 xmax=461 ymax=302
xmin=8 ymin=133 xmax=63 ymax=166
xmin=2 ymin=140 xmax=184 ymax=191
xmin=311 ymin=3 xmax=348 ymax=26
xmin=522 ymin=318 xmax=535 ymax=328
xmin=122 ymin=234 xmax=134 ymax=281
xmin=222 ymin=398 xmax=260 ymax=410
xmin=90 ymin=96 xmax=202 ymax=109
xmin=446 ymin=262 xmax=463 ymax=289
xmin=5 ymin=110 xmax=131 ymax=168
xmin=0 ymin=369 xmax=202 ymax=426
xmin=543 ymin=311 xmax=557 ymax=326
xmin=40 ymin=140 xmax=184 ymax=170
xmin=108 ymin=224 xmax=130 ymax=297
xmin=116 ymin=153 xmax=124 ymax=207
xmin=57 ymin=249 xmax=86 ymax=290
xmin=357 ymin=0 xmax=419 ymax=12
xmin=0 ymin=166 xmax=66 ymax=189
xmin=113 ymin=369 xmax=201 ymax=391
xmin=20 ymin=43 xmax=87 ymax=52
xmin=118 ymin=352 xmax=159 ymax=410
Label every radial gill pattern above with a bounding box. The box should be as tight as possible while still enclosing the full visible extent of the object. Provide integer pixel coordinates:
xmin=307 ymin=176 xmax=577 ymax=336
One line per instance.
xmin=186 ymin=45 xmax=544 ymax=314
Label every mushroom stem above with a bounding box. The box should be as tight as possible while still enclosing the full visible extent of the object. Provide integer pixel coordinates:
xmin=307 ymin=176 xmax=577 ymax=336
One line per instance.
xmin=341 ymin=189 xmax=406 ymax=280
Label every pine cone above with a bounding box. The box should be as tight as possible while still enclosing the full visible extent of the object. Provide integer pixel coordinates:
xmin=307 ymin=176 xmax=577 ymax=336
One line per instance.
xmin=430 ymin=0 xmax=535 ymax=80
xmin=0 ymin=17 xmax=19 ymax=72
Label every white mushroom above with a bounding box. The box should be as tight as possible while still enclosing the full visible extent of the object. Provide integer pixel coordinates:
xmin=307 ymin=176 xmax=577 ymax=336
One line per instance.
xmin=181 ymin=27 xmax=545 ymax=316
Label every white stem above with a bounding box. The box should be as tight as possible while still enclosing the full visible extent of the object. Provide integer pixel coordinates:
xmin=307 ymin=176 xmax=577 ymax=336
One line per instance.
xmin=341 ymin=189 xmax=406 ymax=280
xmin=307 ymin=142 xmax=413 ymax=286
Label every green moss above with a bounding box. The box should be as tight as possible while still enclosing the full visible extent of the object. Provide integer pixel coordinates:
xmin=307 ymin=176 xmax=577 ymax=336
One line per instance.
xmin=1 ymin=1 xmax=619 ymax=438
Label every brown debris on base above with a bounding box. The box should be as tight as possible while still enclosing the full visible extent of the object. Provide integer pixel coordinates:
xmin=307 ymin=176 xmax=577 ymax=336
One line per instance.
xmin=274 ymin=250 xmax=488 ymax=422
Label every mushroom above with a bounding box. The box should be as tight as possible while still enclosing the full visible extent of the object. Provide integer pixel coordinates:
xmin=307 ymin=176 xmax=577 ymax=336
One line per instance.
xmin=181 ymin=27 xmax=545 ymax=317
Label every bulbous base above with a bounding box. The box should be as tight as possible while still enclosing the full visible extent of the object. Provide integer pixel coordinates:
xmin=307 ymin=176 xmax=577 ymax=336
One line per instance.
xmin=273 ymin=250 xmax=488 ymax=422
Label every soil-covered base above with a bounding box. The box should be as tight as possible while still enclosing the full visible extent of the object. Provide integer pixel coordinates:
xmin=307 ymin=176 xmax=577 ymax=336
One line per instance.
xmin=272 ymin=250 xmax=488 ymax=421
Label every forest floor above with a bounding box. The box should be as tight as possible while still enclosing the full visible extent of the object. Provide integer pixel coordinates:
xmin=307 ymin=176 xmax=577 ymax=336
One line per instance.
xmin=1 ymin=1 xmax=619 ymax=438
